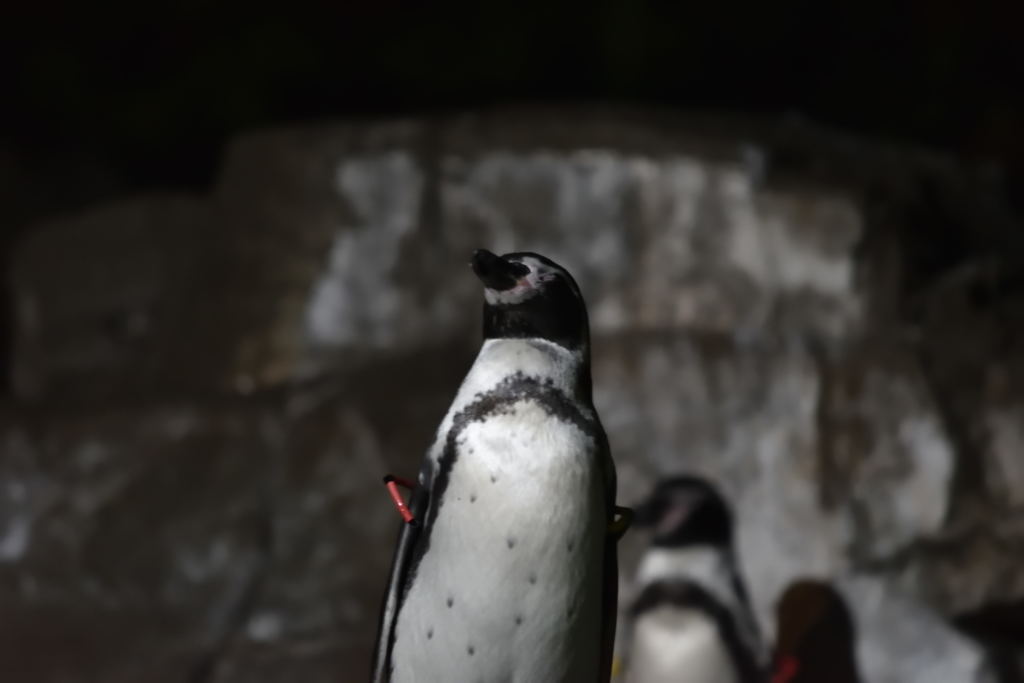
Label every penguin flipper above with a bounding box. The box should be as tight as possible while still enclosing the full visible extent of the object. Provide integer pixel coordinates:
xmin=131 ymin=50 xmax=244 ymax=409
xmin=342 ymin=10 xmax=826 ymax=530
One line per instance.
xmin=370 ymin=480 xmax=430 ymax=683
xmin=599 ymin=506 xmax=633 ymax=682
xmin=598 ymin=536 xmax=619 ymax=683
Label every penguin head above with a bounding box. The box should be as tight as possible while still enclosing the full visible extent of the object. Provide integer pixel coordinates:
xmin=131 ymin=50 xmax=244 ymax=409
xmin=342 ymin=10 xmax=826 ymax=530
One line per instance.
xmin=771 ymin=579 xmax=859 ymax=683
xmin=470 ymin=249 xmax=589 ymax=351
xmin=633 ymin=476 xmax=733 ymax=549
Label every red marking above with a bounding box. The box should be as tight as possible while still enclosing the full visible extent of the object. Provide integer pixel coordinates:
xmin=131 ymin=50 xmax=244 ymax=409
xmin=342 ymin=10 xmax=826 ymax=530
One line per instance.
xmin=383 ymin=475 xmax=416 ymax=524
xmin=771 ymin=655 xmax=800 ymax=683
xmin=389 ymin=475 xmax=416 ymax=490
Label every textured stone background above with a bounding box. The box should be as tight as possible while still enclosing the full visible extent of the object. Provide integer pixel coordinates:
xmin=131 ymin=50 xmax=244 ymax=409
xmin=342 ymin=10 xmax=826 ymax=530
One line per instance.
xmin=2 ymin=109 xmax=1023 ymax=682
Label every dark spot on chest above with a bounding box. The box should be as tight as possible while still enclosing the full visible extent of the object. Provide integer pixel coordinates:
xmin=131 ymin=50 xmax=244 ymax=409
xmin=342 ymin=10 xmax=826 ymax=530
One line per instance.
xmin=447 ymin=596 xmax=454 ymax=608
xmin=507 ymin=537 xmax=516 ymax=549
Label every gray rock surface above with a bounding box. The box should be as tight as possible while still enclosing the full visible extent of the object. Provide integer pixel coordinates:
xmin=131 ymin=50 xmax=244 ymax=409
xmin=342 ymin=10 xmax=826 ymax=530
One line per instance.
xmin=3 ymin=108 xmax=1022 ymax=681
xmin=10 ymin=196 xmax=213 ymax=400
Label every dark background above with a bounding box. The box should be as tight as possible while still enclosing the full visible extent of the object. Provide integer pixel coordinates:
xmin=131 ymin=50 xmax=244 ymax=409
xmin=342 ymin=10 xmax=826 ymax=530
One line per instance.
xmin=5 ymin=2 xmax=1023 ymax=220
xmin=2 ymin=6 xmax=1024 ymax=683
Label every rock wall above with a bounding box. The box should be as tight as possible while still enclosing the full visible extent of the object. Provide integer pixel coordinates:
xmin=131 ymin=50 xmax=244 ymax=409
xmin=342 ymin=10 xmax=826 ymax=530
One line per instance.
xmin=3 ymin=108 xmax=1022 ymax=682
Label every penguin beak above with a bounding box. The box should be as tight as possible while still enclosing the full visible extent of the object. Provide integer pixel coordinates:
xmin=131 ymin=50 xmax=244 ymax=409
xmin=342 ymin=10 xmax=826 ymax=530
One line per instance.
xmin=471 ymin=249 xmax=523 ymax=291
xmin=633 ymin=494 xmax=696 ymax=535
xmin=632 ymin=500 xmax=658 ymax=527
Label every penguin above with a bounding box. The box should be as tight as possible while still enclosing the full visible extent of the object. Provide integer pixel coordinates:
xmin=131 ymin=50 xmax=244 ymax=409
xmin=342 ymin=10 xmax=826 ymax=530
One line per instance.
xmin=621 ymin=476 xmax=764 ymax=683
xmin=371 ymin=249 xmax=628 ymax=683
xmin=769 ymin=579 xmax=860 ymax=683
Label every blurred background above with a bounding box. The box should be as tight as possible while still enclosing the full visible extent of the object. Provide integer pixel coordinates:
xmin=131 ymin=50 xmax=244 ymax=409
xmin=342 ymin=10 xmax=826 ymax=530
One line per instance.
xmin=3 ymin=3 xmax=1023 ymax=682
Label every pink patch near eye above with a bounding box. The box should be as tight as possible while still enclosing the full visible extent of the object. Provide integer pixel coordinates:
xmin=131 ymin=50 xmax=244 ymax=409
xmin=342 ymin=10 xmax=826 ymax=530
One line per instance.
xmin=657 ymin=502 xmax=691 ymax=536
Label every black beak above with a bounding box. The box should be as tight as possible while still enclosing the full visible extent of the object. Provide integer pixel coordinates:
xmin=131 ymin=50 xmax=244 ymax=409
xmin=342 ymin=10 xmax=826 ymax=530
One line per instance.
xmin=632 ymin=500 xmax=657 ymax=527
xmin=471 ymin=249 xmax=521 ymax=291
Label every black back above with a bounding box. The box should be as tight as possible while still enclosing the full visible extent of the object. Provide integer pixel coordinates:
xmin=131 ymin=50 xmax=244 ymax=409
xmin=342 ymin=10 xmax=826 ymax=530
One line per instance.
xmin=771 ymin=580 xmax=861 ymax=683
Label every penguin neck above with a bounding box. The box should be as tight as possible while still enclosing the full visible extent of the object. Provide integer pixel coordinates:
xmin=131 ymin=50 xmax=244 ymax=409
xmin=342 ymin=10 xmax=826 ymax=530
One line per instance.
xmin=634 ymin=544 xmax=765 ymax=664
xmin=634 ymin=545 xmax=748 ymax=636
xmin=467 ymin=337 xmax=592 ymax=405
xmin=636 ymin=544 xmax=736 ymax=593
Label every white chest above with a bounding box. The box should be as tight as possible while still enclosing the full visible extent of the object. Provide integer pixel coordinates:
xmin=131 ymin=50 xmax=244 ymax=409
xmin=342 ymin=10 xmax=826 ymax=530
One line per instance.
xmin=627 ymin=608 xmax=740 ymax=683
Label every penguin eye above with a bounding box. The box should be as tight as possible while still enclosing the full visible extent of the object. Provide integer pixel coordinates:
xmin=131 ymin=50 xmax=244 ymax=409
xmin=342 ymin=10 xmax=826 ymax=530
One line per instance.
xmin=508 ymin=261 xmax=530 ymax=278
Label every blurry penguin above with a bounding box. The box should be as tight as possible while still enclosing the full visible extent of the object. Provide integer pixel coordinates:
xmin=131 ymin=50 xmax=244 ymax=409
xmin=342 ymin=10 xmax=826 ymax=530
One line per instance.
xmin=621 ymin=475 xmax=764 ymax=683
xmin=769 ymin=579 xmax=860 ymax=683
xmin=371 ymin=249 xmax=630 ymax=682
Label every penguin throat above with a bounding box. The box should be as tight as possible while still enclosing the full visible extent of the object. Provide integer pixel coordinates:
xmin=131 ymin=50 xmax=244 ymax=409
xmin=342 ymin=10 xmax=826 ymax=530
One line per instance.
xmin=481 ymin=301 xmax=588 ymax=353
